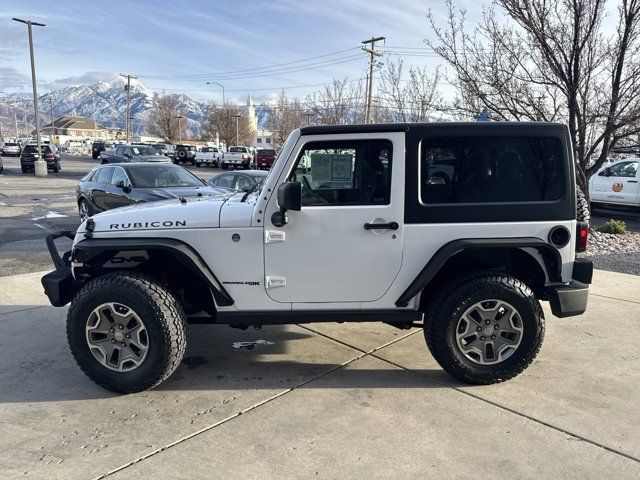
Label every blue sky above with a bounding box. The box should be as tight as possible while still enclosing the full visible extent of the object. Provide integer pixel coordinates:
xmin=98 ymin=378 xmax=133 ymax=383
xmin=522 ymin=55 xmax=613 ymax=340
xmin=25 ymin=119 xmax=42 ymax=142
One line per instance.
xmin=1 ymin=0 xmax=480 ymax=102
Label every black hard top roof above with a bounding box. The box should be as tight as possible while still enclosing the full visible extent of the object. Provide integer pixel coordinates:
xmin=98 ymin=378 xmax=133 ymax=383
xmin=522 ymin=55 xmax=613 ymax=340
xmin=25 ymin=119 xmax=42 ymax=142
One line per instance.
xmin=299 ymin=121 xmax=567 ymax=135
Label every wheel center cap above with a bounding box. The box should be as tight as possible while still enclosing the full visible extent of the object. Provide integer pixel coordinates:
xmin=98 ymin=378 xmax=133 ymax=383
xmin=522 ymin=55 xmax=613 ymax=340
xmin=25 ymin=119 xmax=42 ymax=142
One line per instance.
xmin=483 ymin=326 xmax=494 ymax=336
xmin=114 ymin=331 xmax=124 ymax=342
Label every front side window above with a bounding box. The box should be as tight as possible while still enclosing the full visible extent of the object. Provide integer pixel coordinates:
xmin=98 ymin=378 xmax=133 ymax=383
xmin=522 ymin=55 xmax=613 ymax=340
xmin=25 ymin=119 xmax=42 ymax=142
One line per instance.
xmin=420 ymin=136 xmax=564 ymax=204
xmin=116 ymin=146 xmax=124 ymax=155
xmin=607 ymin=161 xmax=638 ymax=177
xmin=216 ymin=174 xmax=236 ymax=189
xmin=288 ymin=139 xmax=393 ymax=206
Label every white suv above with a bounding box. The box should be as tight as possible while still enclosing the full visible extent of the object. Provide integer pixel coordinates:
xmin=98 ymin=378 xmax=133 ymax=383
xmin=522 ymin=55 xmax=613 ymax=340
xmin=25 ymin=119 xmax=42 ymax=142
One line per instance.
xmin=42 ymin=122 xmax=593 ymax=393
xmin=589 ymin=158 xmax=639 ymax=208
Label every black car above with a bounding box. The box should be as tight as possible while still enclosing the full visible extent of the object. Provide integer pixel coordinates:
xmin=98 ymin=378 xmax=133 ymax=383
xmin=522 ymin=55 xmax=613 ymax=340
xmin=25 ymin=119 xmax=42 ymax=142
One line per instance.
xmin=0 ymin=155 xmax=3 ymax=174
xmin=91 ymin=141 xmax=108 ymax=160
xmin=208 ymin=170 xmax=268 ymax=193
xmin=174 ymin=144 xmax=197 ymax=165
xmin=21 ymin=144 xmax=61 ymax=173
xmin=76 ymin=163 xmax=225 ymax=220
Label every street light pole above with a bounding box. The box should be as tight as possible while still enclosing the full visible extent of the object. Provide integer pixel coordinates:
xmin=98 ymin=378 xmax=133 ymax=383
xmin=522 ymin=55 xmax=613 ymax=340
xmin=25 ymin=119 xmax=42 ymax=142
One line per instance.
xmin=48 ymin=96 xmax=57 ymax=146
xmin=233 ymin=114 xmax=242 ymax=145
xmin=206 ymin=81 xmax=225 ymax=105
xmin=13 ymin=17 xmax=46 ymax=176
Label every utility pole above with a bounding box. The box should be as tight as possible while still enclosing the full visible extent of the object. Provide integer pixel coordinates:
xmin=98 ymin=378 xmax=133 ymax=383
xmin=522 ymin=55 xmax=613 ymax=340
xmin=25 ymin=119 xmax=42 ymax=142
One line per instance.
xmin=14 ymin=113 xmax=19 ymax=141
xmin=120 ymin=73 xmax=137 ymax=143
xmin=362 ymin=36 xmax=385 ymax=124
xmin=13 ymin=17 xmax=46 ymax=176
xmin=233 ymin=114 xmax=242 ymax=145
xmin=92 ymin=90 xmax=97 ymax=139
xmin=174 ymin=115 xmax=184 ymax=143
xmin=48 ymin=96 xmax=57 ymax=146
xmin=23 ymin=110 xmax=28 ymax=139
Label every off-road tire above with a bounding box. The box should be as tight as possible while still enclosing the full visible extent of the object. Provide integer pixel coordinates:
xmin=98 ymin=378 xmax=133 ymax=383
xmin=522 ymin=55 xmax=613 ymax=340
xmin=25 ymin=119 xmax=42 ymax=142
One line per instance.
xmin=67 ymin=271 xmax=188 ymax=393
xmin=21 ymin=165 xmax=27 ymax=173
xmin=424 ymin=272 xmax=545 ymax=385
xmin=576 ymin=185 xmax=590 ymax=224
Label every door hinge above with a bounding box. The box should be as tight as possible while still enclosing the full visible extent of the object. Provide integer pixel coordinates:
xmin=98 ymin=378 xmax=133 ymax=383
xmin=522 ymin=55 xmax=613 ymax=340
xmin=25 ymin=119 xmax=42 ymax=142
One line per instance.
xmin=265 ymin=276 xmax=286 ymax=288
xmin=264 ymin=230 xmax=286 ymax=244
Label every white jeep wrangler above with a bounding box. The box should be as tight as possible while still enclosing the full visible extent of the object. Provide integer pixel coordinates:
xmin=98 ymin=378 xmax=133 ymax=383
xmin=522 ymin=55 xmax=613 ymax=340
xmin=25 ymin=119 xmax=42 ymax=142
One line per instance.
xmin=42 ymin=123 xmax=593 ymax=393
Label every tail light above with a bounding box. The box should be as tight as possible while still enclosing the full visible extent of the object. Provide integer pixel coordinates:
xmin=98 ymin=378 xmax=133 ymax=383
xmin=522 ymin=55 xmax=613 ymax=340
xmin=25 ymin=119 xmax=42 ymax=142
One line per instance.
xmin=242 ymin=154 xmax=246 ymax=159
xmin=576 ymin=222 xmax=589 ymax=252
xmin=44 ymin=152 xmax=54 ymax=158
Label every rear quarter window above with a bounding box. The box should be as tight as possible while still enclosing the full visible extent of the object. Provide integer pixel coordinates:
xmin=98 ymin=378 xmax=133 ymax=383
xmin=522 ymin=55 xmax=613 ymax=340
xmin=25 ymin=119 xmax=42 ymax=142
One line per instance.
xmin=420 ymin=136 xmax=564 ymax=204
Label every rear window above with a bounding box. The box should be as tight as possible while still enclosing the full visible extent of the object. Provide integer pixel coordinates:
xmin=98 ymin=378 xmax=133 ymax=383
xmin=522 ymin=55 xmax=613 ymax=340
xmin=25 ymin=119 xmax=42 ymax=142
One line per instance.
xmin=4 ymin=142 xmax=18 ymax=147
xmin=229 ymin=147 xmax=247 ymax=153
xmin=257 ymin=149 xmax=276 ymax=156
xmin=420 ymin=136 xmax=564 ymax=204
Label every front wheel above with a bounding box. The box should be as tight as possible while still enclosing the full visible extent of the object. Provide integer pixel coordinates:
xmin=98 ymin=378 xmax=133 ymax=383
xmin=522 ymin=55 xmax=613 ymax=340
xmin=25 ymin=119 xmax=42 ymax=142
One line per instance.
xmin=66 ymin=272 xmax=188 ymax=393
xmin=424 ymin=273 xmax=544 ymax=384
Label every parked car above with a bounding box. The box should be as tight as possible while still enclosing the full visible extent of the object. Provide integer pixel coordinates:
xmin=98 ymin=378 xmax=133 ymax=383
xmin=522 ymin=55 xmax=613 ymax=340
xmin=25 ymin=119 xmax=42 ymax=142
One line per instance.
xmin=91 ymin=141 xmax=108 ymax=160
xmin=100 ymin=145 xmax=171 ymax=164
xmin=208 ymin=170 xmax=268 ymax=193
xmin=221 ymin=146 xmax=252 ymax=169
xmin=589 ymin=158 xmax=640 ymax=209
xmin=1 ymin=142 xmax=21 ymax=157
xmin=76 ymin=163 xmax=225 ymax=221
xmin=20 ymin=144 xmax=61 ymax=173
xmin=254 ymin=148 xmax=277 ymax=170
xmin=195 ymin=146 xmax=223 ymax=168
xmin=148 ymin=143 xmax=175 ymax=159
xmin=174 ymin=144 xmax=197 ymax=165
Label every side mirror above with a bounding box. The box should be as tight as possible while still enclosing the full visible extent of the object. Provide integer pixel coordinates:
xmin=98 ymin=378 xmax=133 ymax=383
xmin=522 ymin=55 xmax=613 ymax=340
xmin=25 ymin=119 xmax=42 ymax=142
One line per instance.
xmin=271 ymin=181 xmax=301 ymax=227
xmin=242 ymin=186 xmax=252 ymax=192
xmin=277 ymin=181 xmax=301 ymax=211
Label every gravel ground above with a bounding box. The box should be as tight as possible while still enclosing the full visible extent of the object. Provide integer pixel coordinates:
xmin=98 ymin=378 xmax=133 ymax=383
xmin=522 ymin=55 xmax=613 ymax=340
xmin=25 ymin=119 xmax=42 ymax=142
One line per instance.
xmin=588 ymin=252 xmax=640 ymax=276
xmin=586 ymin=231 xmax=640 ymax=276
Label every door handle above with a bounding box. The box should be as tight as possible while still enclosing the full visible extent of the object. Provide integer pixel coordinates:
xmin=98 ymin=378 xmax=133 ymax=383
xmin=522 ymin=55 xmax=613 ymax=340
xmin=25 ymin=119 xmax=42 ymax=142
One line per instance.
xmin=628 ymin=180 xmax=638 ymax=183
xmin=364 ymin=221 xmax=399 ymax=230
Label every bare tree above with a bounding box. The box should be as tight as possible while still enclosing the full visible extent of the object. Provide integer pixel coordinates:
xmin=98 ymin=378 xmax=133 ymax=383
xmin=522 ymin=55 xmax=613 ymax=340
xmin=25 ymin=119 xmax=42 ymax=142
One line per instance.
xmin=267 ymin=91 xmax=305 ymax=146
xmin=202 ymin=103 xmax=255 ymax=148
xmin=306 ymin=78 xmax=367 ymax=125
xmin=379 ymin=59 xmax=442 ymax=122
xmin=427 ymin=0 xmax=640 ymax=194
xmin=147 ymin=94 xmax=187 ymax=143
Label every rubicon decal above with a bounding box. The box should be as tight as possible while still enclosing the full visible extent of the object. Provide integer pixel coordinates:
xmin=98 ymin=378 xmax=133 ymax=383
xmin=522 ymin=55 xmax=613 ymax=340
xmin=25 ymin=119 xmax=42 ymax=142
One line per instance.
xmin=109 ymin=221 xmax=187 ymax=229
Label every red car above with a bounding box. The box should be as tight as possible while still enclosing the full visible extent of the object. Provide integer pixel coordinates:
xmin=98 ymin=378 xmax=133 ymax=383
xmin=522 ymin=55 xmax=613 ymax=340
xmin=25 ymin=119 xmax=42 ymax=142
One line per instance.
xmin=254 ymin=148 xmax=277 ymax=170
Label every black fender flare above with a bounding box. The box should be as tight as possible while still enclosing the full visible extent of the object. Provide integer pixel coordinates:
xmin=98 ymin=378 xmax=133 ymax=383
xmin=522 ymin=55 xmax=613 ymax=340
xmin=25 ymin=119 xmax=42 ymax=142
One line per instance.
xmin=73 ymin=237 xmax=234 ymax=307
xmin=395 ymin=237 xmax=562 ymax=307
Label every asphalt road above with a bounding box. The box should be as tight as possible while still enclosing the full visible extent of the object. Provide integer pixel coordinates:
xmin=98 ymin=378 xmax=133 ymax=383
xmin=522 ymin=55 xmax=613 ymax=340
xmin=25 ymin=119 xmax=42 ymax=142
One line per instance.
xmin=0 ymin=154 xmax=222 ymax=276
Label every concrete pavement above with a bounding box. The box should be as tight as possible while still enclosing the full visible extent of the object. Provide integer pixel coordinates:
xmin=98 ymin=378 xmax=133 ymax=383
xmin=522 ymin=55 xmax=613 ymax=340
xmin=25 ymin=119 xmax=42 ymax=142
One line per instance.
xmin=0 ymin=269 xmax=639 ymax=479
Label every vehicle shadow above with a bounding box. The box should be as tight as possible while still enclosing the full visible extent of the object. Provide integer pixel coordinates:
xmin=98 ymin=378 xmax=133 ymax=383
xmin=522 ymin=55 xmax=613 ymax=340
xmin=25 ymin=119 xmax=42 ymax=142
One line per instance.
xmin=0 ymin=307 xmax=457 ymax=404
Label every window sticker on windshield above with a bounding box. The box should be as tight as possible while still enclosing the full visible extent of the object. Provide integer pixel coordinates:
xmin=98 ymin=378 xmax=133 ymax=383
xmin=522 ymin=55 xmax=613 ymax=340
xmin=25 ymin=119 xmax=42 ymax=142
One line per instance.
xmin=310 ymin=153 xmax=353 ymax=183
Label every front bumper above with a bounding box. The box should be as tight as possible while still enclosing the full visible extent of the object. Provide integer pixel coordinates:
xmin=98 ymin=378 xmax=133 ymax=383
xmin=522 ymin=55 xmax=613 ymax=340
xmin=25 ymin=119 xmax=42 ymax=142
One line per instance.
xmin=41 ymin=231 xmax=81 ymax=307
xmin=546 ymin=258 xmax=593 ymax=318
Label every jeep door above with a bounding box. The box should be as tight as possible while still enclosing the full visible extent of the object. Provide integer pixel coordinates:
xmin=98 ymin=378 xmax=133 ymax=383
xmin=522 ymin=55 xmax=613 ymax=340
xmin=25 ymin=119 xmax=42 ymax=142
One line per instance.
xmin=263 ymin=133 xmax=405 ymax=304
xmin=591 ymin=160 xmax=640 ymax=205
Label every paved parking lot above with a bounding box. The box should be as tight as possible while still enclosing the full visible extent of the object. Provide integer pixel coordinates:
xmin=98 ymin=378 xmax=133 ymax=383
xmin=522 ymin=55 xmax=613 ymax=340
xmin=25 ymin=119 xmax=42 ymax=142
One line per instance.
xmin=0 ymin=154 xmax=222 ymax=276
xmin=0 ymin=268 xmax=639 ymax=479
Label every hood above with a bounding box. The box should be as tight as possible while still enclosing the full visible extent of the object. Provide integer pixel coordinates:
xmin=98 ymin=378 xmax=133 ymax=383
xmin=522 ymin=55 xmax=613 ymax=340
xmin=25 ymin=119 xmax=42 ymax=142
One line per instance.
xmin=82 ymin=193 xmax=231 ymax=234
xmin=138 ymin=185 xmax=226 ymax=201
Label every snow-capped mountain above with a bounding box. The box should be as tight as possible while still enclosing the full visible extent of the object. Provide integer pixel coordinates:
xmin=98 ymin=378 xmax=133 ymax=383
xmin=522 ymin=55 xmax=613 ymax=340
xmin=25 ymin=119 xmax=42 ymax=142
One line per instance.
xmin=0 ymin=77 xmax=220 ymax=138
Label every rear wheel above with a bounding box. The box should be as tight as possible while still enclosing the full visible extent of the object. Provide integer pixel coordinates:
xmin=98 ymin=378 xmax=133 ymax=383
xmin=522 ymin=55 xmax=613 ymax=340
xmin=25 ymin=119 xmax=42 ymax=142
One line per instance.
xmin=424 ymin=273 xmax=545 ymax=384
xmin=67 ymin=272 xmax=188 ymax=393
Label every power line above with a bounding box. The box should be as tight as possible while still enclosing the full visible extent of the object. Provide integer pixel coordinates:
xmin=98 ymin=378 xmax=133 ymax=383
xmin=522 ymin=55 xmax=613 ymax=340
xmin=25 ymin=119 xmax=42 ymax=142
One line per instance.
xmin=138 ymin=46 xmax=362 ymax=80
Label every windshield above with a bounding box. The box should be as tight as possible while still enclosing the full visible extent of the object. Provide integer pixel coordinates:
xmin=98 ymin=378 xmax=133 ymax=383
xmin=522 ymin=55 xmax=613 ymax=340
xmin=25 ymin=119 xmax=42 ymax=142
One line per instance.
xmin=128 ymin=166 xmax=204 ymax=188
xmin=262 ymin=130 xmax=298 ymax=190
xmin=132 ymin=146 xmax=158 ymax=156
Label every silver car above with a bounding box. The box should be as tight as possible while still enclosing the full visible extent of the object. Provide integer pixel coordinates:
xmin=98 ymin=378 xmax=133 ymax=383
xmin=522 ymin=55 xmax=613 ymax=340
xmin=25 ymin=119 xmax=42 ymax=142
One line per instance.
xmin=1 ymin=142 xmax=21 ymax=157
